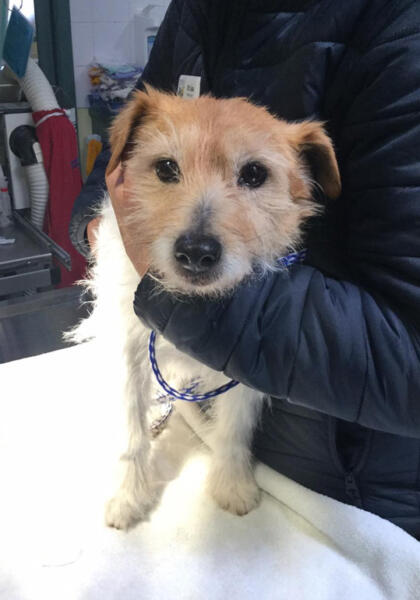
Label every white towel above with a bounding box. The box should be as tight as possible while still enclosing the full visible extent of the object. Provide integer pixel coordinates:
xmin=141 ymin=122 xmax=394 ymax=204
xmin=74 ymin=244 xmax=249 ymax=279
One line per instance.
xmin=0 ymin=343 xmax=419 ymax=600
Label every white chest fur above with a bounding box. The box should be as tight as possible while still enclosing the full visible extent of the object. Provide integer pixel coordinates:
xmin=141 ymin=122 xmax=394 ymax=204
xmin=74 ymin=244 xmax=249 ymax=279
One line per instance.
xmin=71 ymin=196 xmax=265 ymax=530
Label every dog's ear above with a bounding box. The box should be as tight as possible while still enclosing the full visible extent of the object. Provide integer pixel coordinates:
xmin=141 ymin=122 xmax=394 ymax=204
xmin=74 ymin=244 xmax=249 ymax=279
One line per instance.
xmin=287 ymin=121 xmax=341 ymax=200
xmin=106 ymin=89 xmax=151 ymax=175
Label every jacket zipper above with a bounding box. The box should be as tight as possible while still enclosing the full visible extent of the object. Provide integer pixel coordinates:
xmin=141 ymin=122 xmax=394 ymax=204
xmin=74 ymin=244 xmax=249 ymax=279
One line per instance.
xmin=210 ymin=0 xmax=248 ymax=96
xmin=344 ymin=472 xmax=362 ymax=508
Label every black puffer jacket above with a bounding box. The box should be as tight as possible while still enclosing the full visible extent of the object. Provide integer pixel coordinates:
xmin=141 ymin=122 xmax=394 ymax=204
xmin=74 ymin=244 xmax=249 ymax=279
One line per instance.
xmin=70 ymin=0 xmax=420 ymax=537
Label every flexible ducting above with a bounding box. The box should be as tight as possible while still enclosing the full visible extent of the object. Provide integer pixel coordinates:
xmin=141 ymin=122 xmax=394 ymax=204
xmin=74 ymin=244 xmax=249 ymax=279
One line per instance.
xmin=9 ymin=57 xmax=59 ymax=229
xmin=9 ymin=125 xmax=49 ymax=229
xmin=24 ymin=161 xmax=49 ymax=229
xmin=15 ymin=57 xmax=59 ymax=112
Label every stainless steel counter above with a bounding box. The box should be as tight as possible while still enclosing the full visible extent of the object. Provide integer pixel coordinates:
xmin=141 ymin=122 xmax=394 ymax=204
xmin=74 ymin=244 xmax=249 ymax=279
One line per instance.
xmin=0 ymin=285 xmax=90 ymax=363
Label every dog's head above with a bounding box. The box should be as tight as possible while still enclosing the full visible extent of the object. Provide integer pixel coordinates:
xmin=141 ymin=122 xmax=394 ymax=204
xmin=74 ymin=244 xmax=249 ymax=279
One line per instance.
xmin=107 ymin=87 xmax=340 ymax=295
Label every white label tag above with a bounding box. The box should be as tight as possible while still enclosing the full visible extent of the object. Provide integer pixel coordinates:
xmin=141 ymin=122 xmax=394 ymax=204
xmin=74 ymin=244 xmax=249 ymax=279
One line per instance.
xmin=177 ymin=75 xmax=201 ymax=99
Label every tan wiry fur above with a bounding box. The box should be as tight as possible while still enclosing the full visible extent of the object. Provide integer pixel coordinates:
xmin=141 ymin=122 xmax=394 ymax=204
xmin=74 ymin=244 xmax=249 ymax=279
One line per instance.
xmin=70 ymin=88 xmax=340 ymax=529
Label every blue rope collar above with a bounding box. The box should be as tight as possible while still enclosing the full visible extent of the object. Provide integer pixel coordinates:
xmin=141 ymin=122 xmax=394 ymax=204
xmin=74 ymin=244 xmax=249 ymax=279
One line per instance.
xmin=149 ymin=248 xmax=307 ymax=403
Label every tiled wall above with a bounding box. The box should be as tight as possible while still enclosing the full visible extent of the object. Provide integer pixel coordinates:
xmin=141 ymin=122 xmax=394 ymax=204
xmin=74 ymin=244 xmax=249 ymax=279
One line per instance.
xmin=70 ymin=0 xmax=170 ymax=108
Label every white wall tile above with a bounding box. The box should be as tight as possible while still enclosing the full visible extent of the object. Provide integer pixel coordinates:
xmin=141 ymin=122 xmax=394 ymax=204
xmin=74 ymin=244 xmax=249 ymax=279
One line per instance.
xmin=129 ymin=0 xmax=142 ymax=18
xmin=129 ymin=0 xmax=149 ymax=18
xmin=129 ymin=0 xmax=170 ymax=19
xmin=74 ymin=66 xmax=91 ymax=108
xmin=93 ymin=21 xmax=134 ymax=64
xmin=92 ymin=0 xmax=130 ymax=22
xmin=71 ymin=22 xmax=94 ymax=66
xmin=70 ymin=0 xmax=169 ymax=108
xmin=70 ymin=0 xmax=93 ymax=22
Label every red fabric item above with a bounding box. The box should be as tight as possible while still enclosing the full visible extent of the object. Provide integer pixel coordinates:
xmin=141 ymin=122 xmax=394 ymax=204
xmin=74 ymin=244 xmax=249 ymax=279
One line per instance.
xmin=32 ymin=109 xmax=86 ymax=287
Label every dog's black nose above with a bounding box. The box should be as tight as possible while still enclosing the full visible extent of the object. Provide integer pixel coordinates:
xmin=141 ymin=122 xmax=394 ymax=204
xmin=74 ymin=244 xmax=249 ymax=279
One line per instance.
xmin=174 ymin=234 xmax=222 ymax=273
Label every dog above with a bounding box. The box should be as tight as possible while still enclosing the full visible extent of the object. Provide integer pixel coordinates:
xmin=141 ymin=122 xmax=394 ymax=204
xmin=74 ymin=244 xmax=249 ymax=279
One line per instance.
xmin=71 ymin=87 xmax=340 ymax=530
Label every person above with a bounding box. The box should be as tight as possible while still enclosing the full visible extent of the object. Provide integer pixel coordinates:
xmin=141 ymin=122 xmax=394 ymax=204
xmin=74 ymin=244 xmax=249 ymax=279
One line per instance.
xmin=69 ymin=0 xmax=420 ymax=538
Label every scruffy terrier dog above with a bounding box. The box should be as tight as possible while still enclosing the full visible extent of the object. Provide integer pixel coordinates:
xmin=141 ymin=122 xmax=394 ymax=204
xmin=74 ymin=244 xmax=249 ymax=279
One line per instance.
xmin=73 ymin=87 xmax=340 ymax=530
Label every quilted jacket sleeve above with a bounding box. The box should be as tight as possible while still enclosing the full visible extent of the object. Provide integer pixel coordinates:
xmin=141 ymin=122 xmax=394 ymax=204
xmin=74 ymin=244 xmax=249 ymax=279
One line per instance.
xmin=69 ymin=0 xmax=183 ymax=257
xmin=134 ymin=19 xmax=420 ymax=438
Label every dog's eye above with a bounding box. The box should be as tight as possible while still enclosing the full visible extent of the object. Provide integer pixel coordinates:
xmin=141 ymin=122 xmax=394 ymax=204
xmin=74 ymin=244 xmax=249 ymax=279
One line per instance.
xmin=238 ymin=162 xmax=268 ymax=188
xmin=155 ymin=159 xmax=180 ymax=183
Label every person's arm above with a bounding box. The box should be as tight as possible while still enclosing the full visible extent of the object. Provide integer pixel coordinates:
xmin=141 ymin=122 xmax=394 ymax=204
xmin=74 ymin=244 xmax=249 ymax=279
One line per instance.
xmin=69 ymin=147 xmax=110 ymax=257
xmin=133 ymin=11 xmax=420 ymax=438
xmin=69 ymin=0 xmax=184 ymax=257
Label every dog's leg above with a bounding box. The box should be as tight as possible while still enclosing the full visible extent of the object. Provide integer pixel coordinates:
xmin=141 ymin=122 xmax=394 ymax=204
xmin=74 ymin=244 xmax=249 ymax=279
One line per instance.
xmin=207 ymin=387 xmax=264 ymax=516
xmin=105 ymin=340 xmax=155 ymax=530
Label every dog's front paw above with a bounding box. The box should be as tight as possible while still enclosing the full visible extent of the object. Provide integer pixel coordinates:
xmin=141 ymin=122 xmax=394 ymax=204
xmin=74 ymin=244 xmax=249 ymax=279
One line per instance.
xmin=208 ymin=466 xmax=261 ymax=516
xmin=105 ymin=491 xmax=154 ymax=530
